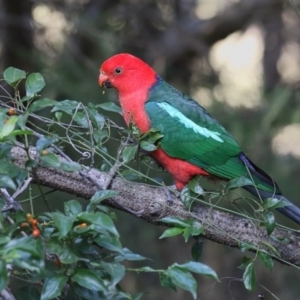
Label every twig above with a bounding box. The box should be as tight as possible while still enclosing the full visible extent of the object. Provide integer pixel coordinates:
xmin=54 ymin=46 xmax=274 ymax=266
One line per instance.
xmin=1 ymin=188 xmax=22 ymax=212
xmin=12 ymin=177 xmax=32 ymax=198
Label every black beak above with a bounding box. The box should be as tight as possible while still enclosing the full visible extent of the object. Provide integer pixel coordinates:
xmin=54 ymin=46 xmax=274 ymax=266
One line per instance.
xmin=102 ymin=79 xmax=113 ymax=88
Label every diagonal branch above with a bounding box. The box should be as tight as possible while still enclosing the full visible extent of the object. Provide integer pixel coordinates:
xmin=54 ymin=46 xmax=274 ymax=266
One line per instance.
xmin=10 ymin=144 xmax=300 ymax=266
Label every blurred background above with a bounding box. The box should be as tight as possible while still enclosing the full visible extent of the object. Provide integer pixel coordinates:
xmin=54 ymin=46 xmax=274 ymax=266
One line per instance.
xmin=1 ymin=0 xmax=300 ymax=299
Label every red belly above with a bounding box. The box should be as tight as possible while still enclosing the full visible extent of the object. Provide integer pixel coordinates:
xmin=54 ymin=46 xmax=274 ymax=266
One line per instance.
xmin=151 ymin=148 xmax=210 ymax=190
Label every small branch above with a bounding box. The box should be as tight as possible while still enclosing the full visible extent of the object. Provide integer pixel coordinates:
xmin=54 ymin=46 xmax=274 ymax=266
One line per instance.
xmin=0 ymin=287 xmax=16 ymax=300
xmin=1 ymin=188 xmax=22 ymax=212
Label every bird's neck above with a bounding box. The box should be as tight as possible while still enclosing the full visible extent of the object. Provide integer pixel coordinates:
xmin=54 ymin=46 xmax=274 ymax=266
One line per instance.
xmin=118 ymin=88 xmax=151 ymax=133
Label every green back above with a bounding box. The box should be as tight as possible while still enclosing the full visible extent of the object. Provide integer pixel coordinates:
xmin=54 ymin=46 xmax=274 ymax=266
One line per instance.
xmin=145 ymin=77 xmax=280 ymax=194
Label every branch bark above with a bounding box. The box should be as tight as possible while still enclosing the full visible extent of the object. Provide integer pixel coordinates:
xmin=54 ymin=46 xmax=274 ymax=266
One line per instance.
xmin=11 ymin=144 xmax=300 ymax=266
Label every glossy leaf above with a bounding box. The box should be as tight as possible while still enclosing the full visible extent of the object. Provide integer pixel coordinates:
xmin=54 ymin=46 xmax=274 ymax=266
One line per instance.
xmin=71 ymin=269 xmax=107 ymax=291
xmin=101 ymin=261 xmax=125 ymax=286
xmin=64 ymin=200 xmax=82 ymax=216
xmin=176 ymin=261 xmax=219 ymax=281
xmin=52 ymin=212 xmax=75 ymax=238
xmin=258 ymin=252 xmax=273 ymax=270
xmin=91 ymin=190 xmax=118 ymax=204
xmin=97 ymin=102 xmax=122 ymax=114
xmin=167 ymin=266 xmax=197 ymax=299
xmin=0 ymin=174 xmax=16 ymax=190
xmin=115 ymin=248 xmax=146 ymax=262
xmin=239 ymin=242 xmax=255 ymax=253
xmin=3 ymin=67 xmax=26 ymax=87
xmin=263 ymin=212 xmax=276 ymax=235
xmin=40 ymin=153 xmax=61 ymax=168
xmin=59 ymin=161 xmax=82 ymax=172
xmin=77 ymin=212 xmax=119 ymax=237
xmin=243 ymin=262 xmax=256 ymax=291
xmin=28 ymin=98 xmax=57 ymax=113
xmin=226 ymin=177 xmax=253 ymax=190
xmin=160 ymin=217 xmax=189 ymax=228
xmin=159 ymin=273 xmax=177 ymax=291
xmin=122 ymin=144 xmax=138 ymax=162
xmin=47 ymin=238 xmax=79 ymax=264
xmin=25 ymin=73 xmax=45 ymax=96
xmin=238 ymin=256 xmax=252 ymax=269
xmin=191 ymin=240 xmax=204 ymax=261
xmin=51 ymin=100 xmax=79 ymax=114
xmin=159 ymin=227 xmax=183 ymax=239
xmin=36 ymin=136 xmax=53 ymax=154
xmin=94 ymin=235 xmax=123 ymax=254
xmin=263 ymin=198 xmax=289 ymax=211
xmin=140 ymin=140 xmax=157 ymax=151
xmin=41 ymin=275 xmax=68 ymax=300
xmin=1 ymin=116 xmax=18 ymax=138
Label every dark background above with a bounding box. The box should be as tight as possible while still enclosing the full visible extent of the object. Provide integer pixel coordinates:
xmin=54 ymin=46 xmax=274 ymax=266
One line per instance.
xmin=1 ymin=0 xmax=300 ymax=299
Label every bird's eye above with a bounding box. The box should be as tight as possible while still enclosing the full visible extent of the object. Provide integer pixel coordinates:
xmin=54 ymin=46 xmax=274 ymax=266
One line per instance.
xmin=114 ymin=67 xmax=123 ymax=75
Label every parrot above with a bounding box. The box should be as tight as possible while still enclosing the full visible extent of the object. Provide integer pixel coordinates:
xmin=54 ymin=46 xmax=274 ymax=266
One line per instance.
xmin=99 ymin=53 xmax=300 ymax=225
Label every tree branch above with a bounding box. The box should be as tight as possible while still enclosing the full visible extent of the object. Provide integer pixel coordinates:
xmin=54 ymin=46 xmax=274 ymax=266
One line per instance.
xmin=10 ymin=144 xmax=300 ymax=266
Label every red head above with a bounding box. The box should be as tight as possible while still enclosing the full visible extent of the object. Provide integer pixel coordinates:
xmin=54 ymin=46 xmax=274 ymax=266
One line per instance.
xmin=99 ymin=53 xmax=157 ymax=96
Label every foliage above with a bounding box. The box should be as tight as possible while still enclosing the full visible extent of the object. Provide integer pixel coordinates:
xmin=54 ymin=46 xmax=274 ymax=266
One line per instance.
xmin=0 ymin=67 xmax=225 ymax=299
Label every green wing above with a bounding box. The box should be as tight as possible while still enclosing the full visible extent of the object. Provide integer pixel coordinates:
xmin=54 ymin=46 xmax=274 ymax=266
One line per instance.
xmin=145 ymin=79 xmax=269 ymax=188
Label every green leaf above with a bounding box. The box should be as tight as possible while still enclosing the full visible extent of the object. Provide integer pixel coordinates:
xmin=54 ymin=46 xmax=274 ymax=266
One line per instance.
xmin=51 ymin=100 xmax=79 ymax=114
xmin=52 ymin=212 xmax=75 ymax=238
xmin=191 ymin=240 xmax=204 ymax=261
xmin=71 ymin=269 xmax=107 ymax=291
xmin=176 ymin=261 xmax=219 ymax=281
xmin=0 ymin=174 xmax=16 ymax=190
xmin=77 ymin=212 xmax=119 ymax=237
xmin=94 ymin=235 xmax=123 ymax=254
xmin=40 ymin=153 xmax=61 ymax=168
xmin=47 ymin=238 xmax=79 ymax=264
xmin=115 ymin=248 xmax=146 ymax=262
xmin=87 ymin=105 xmax=105 ymax=130
xmin=36 ymin=136 xmax=53 ymax=154
xmin=159 ymin=227 xmax=183 ymax=239
xmin=239 ymin=242 xmax=255 ymax=252
xmin=0 ymin=260 xmax=8 ymax=292
xmin=226 ymin=177 xmax=253 ymax=190
xmin=167 ymin=266 xmax=197 ymax=299
xmin=25 ymin=73 xmax=45 ymax=96
xmin=59 ymin=161 xmax=82 ymax=172
xmin=1 ymin=116 xmax=18 ymax=138
xmin=160 ymin=217 xmax=189 ymax=228
xmin=263 ymin=198 xmax=289 ymax=211
xmin=122 ymin=144 xmax=138 ymax=163
xmin=74 ymin=111 xmax=89 ymax=128
xmin=97 ymin=102 xmax=122 ymax=114
xmin=188 ymin=177 xmax=205 ymax=195
xmin=260 ymin=241 xmax=280 ymax=257
xmin=243 ymin=262 xmax=256 ymax=291
xmin=41 ymin=275 xmax=68 ymax=300
xmin=180 ymin=186 xmax=194 ymax=209
xmin=238 ymin=256 xmax=252 ymax=269
xmin=17 ymin=112 xmax=29 ymax=130
xmin=258 ymin=251 xmax=273 ymax=270
xmin=263 ymin=212 xmax=276 ymax=235
xmin=101 ymin=261 xmax=125 ymax=286
xmin=140 ymin=140 xmax=157 ymax=151
xmin=91 ymin=190 xmax=118 ymax=204
xmin=188 ymin=220 xmax=204 ymax=236
xmin=64 ymin=200 xmax=82 ymax=216
xmin=159 ymin=273 xmax=177 ymax=291
xmin=28 ymin=98 xmax=57 ymax=113
xmin=3 ymin=67 xmax=26 ymax=87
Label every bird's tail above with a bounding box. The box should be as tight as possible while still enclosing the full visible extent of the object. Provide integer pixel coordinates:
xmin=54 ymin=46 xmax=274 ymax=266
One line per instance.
xmin=239 ymin=154 xmax=300 ymax=225
xmin=243 ymin=185 xmax=300 ymax=225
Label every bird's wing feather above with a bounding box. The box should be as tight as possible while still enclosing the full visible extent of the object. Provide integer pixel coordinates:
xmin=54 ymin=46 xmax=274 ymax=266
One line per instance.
xmin=145 ymin=80 xmax=248 ymax=180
